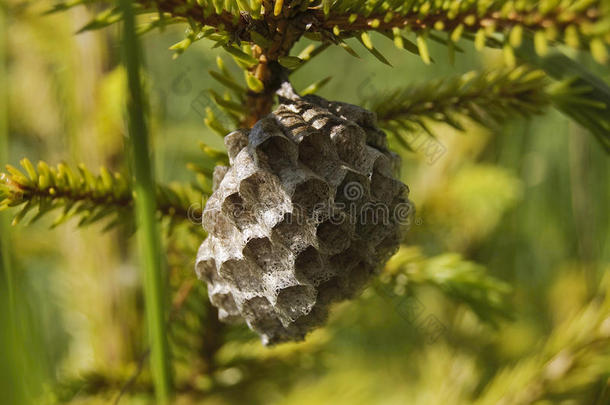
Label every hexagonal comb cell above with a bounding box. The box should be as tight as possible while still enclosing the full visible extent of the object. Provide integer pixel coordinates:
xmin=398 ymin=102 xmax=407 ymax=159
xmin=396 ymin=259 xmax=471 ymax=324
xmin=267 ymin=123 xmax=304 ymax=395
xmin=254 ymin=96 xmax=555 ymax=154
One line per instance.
xmin=243 ymin=237 xmax=285 ymax=273
xmin=292 ymin=178 xmax=332 ymax=220
xmin=316 ymin=220 xmax=353 ymax=254
xmin=271 ymin=212 xmax=314 ymax=254
xmin=195 ymin=257 xmax=218 ymax=284
xmin=238 ymin=172 xmax=290 ymax=227
xmin=196 ymin=92 xmax=410 ymax=345
xmin=297 ymin=132 xmax=345 ymax=186
xmin=222 ymin=192 xmax=254 ymax=230
xmin=294 ymin=246 xmax=323 ymax=284
xmin=255 ymin=134 xmax=298 ymax=172
xmin=218 ymin=259 xmax=265 ymax=293
xmin=330 ymin=123 xmax=366 ymax=166
xmin=370 ymin=158 xmax=399 ymax=202
xmin=210 ymin=291 xmax=240 ymax=323
xmin=275 ymin=285 xmax=316 ymax=322
xmin=290 ymin=304 xmax=330 ymax=338
xmin=316 ymin=276 xmax=344 ymax=305
xmin=241 ymin=297 xmax=284 ymax=341
xmin=335 ymin=171 xmax=369 ymax=208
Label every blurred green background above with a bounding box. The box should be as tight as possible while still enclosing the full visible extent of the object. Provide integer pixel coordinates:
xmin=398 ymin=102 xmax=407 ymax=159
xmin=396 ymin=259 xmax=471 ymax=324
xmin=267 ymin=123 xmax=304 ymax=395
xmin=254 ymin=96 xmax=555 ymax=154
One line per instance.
xmin=1 ymin=1 xmax=609 ymax=404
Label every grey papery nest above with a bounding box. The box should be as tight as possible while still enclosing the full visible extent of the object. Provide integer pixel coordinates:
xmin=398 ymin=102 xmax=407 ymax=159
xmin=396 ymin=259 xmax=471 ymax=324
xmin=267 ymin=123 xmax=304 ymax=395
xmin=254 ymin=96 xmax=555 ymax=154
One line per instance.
xmin=196 ymin=85 xmax=411 ymax=345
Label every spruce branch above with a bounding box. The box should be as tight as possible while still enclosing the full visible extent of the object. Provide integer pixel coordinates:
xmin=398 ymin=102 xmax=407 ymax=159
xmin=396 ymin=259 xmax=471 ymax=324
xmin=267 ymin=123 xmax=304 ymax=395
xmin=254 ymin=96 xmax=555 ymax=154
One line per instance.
xmin=368 ymin=66 xmax=610 ymax=150
xmin=0 ymin=159 xmax=204 ymax=231
xmin=50 ymin=0 xmax=610 ymax=64
xmin=320 ymin=1 xmax=609 ymax=63
xmin=46 ymin=0 xmax=610 ymax=126
xmin=475 ymin=275 xmax=610 ymax=405
xmin=368 ymin=67 xmax=551 ymax=146
xmin=517 ymin=42 xmax=610 ymax=152
xmin=383 ymin=246 xmax=513 ymax=326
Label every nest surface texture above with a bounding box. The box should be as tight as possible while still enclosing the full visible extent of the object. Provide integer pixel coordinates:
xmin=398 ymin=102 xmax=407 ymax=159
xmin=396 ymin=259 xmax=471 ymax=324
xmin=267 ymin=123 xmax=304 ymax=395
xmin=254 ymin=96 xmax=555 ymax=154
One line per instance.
xmin=196 ymin=93 xmax=410 ymax=344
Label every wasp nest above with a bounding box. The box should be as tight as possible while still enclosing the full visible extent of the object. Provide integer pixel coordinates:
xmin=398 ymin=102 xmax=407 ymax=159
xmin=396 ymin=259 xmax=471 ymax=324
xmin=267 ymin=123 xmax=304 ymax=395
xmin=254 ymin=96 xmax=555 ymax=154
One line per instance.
xmin=196 ymin=87 xmax=411 ymax=345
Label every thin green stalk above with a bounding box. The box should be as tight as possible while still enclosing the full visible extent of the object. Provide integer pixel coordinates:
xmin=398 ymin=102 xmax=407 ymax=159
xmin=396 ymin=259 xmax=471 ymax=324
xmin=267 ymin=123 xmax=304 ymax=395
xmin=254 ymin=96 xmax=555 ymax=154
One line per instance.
xmin=0 ymin=0 xmax=12 ymax=318
xmin=119 ymin=0 xmax=172 ymax=402
xmin=0 ymin=5 xmax=27 ymax=404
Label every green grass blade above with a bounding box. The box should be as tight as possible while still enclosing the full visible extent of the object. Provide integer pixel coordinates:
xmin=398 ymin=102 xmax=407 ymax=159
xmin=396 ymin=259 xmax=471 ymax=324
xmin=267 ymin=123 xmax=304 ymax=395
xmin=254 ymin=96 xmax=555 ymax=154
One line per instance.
xmin=118 ymin=0 xmax=173 ymax=402
xmin=0 ymin=7 xmax=29 ymax=404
